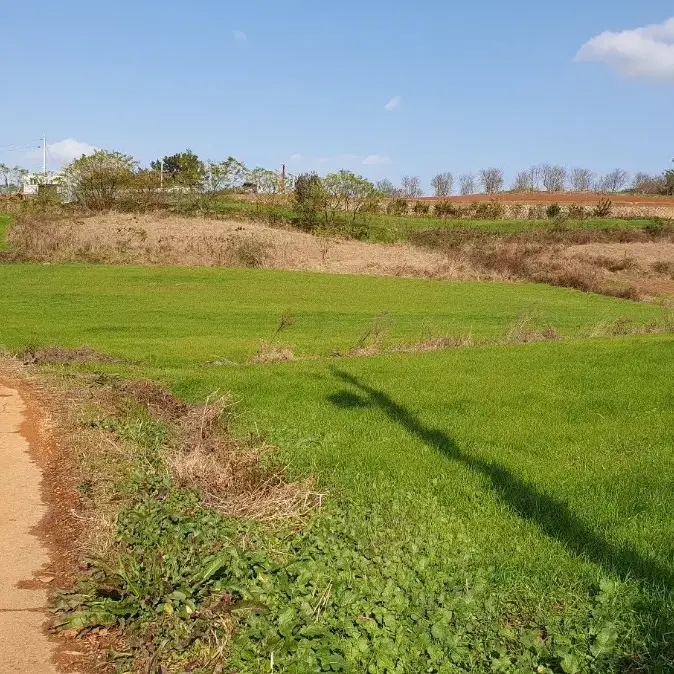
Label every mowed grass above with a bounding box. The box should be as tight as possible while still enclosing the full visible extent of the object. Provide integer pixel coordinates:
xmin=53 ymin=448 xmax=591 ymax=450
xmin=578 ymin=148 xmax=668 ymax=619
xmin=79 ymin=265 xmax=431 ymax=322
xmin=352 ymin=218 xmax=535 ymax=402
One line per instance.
xmin=1 ymin=262 xmax=674 ymax=670
xmin=0 ymin=263 xmax=665 ymax=367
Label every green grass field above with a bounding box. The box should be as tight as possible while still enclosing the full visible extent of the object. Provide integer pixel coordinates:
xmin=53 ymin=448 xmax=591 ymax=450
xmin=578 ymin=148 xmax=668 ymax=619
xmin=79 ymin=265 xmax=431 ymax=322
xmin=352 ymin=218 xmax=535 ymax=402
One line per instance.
xmin=0 ymin=264 xmax=664 ymax=365
xmin=177 ymin=196 xmax=664 ymax=242
xmin=1 ymin=262 xmax=673 ymax=671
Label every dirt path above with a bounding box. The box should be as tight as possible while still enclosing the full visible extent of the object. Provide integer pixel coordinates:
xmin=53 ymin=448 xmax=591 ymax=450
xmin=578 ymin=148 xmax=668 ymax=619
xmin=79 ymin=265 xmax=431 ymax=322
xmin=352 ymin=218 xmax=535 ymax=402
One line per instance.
xmin=0 ymin=382 xmax=57 ymax=673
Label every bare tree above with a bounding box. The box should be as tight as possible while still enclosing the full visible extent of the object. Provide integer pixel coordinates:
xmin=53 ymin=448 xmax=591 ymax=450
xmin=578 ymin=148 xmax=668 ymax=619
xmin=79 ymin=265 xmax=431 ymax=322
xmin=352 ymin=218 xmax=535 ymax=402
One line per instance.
xmin=400 ymin=175 xmax=423 ymax=198
xmin=512 ymin=169 xmax=535 ymax=192
xmin=570 ymin=168 xmax=595 ymax=192
xmin=479 ymin=168 xmax=504 ymax=195
xmin=631 ymin=172 xmax=663 ymax=194
xmin=375 ymin=178 xmax=399 ymax=197
xmin=540 ymin=164 xmax=567 ymax=192
xmin=598 ymin=169 xmax=629 ymax=193
xmin=459 ymin=173 xmax=476 ymax=196
xmin=431 ymin=172 xmax=454 ymax=197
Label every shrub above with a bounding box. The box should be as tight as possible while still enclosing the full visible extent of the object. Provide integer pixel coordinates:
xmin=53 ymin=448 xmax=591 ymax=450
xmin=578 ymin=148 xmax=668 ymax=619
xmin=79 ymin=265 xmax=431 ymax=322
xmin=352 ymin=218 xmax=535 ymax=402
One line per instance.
xmin=527 ymin=205 xmax=545 ymax=220
xmin=593 ymin=198 xmax=613 ymax=218
xmin=567 ymin=204 xmax=586 ymax=219
xmin=386 ymin=198 xmax=409 ymax=216
xmin=473 ymin=200 xmax=505 ymax=219
xmin=413 ymin=201 xmax=430 ymax=215
xmin=433 ymin=201 xmax=458 ymax=218
xmin=545 ymin=203 xmax=562 ymax=219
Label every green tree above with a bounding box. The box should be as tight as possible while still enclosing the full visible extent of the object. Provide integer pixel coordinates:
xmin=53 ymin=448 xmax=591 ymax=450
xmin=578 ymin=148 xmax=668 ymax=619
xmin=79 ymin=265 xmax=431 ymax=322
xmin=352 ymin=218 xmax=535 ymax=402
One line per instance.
xmin=151 ymin=150 xmax=204 ymax=189
xmin=203 ymin=157 xmax=247 ymax=193
xmin=293 ymin=173 xmax=327 ymax=231
xmin=63 ymin=150 xmax=137 ymax=209
xmin=323 ymin=170 xmax=377 ymax=221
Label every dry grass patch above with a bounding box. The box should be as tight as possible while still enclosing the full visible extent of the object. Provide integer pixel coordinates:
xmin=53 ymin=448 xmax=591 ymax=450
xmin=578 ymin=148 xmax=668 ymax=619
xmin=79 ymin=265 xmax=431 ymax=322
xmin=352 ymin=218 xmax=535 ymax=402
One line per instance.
xmin=5 ymin=211 xmax=483 ymax=281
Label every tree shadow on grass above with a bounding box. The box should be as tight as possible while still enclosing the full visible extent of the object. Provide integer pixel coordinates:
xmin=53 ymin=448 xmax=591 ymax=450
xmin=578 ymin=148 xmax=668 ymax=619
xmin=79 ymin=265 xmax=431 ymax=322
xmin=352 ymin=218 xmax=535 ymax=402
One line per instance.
xmin=328 ymin=368 xmax=674 ymax=591
xmin=328 ymin=368 xmax=674 ymax=666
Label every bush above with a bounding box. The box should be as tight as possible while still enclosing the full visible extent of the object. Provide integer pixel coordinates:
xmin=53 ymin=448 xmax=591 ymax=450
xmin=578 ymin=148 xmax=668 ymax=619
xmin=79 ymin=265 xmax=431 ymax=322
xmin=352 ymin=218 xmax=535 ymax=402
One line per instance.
xmin=594 ymin=198 xmax=613 ymax=218
xmin=473 ymin=200 xmax=505 ymax=219
xmin=527 ymin=205 xmax=545 ymax=220
xmin=386 ymin=198 xmax=409 ymax=216
xmin=413 ymin=202 xmax=430 ymax=215
xmin=546 ymin=203 xmax=562 ymax=219
xmin=567 ymin=204 xmax=586 ymax=219
xmin=433 ymin=201 xmax=458 ymax=218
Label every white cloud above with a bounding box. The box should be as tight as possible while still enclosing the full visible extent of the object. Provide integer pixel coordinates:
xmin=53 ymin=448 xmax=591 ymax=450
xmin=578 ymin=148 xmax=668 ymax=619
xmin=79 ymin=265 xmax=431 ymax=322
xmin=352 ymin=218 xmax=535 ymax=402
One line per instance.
xmin=233 ymin=30 xmax=247 ymax=42
xmin=361 ymin=154 xmax=391 ymax=166
xmin=384 ymin=95 xmax=402 ymax=111
xmin=25 ymin=138 xmax=97 ymax=167
xmin=576 ymin=17 xmax=674 ymax=81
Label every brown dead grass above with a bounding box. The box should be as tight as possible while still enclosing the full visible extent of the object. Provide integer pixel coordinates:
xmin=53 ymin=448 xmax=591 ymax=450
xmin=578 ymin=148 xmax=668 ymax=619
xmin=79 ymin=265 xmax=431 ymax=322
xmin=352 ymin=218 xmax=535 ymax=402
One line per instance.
xmin=19 ymin=345 xmax=125 ymax=366
xmin=101 ymin=379 xmax=320 ymax=522
xmin=5 ymin=212 xmax=483 ymax=281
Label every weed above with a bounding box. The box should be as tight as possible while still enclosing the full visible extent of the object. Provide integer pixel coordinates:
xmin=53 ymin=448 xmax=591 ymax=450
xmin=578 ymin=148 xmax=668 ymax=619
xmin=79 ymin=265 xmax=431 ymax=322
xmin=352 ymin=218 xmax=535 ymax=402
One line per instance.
xmin=651 ymin=260 xmax=674 ymax=278
xmin=546 ymin=203 xmax=562 ymax=219
xmin=594 ymin=198 xmax=613 ymax=218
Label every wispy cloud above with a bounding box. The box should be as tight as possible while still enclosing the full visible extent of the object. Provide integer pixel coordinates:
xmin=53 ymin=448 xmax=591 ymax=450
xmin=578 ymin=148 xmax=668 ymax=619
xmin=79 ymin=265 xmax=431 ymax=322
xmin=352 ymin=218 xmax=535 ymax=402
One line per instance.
xmin=361 ymin=154 xmax=391 ymax=166
xmin=26 ymin=138 xmax=98 ymax=167
xmin=576 ymin=17 xmax=674 ymax=81
xmin=233 ymin=30 xmax=247 ymax=43
xmin=384 ymin=95 xmax=402 ymax=111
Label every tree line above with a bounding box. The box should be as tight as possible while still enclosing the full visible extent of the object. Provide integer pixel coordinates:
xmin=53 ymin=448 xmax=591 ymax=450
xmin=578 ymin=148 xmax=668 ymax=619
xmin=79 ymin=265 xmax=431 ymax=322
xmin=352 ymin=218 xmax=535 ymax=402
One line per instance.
xmin=5 ymin=148 xmax=673 ymax=208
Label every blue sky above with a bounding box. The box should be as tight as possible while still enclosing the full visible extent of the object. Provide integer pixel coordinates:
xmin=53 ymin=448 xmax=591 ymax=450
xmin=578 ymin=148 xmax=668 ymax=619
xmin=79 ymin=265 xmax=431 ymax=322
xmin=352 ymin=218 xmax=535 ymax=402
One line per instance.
xmin=2 ymin=1 xmax=673 ymax=189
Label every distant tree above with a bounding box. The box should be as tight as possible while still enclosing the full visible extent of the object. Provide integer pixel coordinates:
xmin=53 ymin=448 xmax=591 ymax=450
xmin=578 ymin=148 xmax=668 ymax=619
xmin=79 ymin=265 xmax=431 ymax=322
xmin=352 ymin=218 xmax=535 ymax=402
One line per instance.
xmin=375 ymin=178 xmax=400 ymax=197
xmin=512 ymin=169 xmax=535 ymax=192
xmin=323 ymin=170 xmax=377 ymax=221
xmin=0 ymin=163 xmax=10 ymax=189
xmin=664 ymin=164 xmax=674 ymax=196
xmin=431 ymin=172 xmax=453 ymax=197
xmin=63 ymin=150 xmax=137 ymax=209
xmin=570 ymin=168 xmax=595 ymax=192
xmin=151 ymin=149 xmax=205 ymax=189
xmin=631 ymin=172 xmax=664 ymax=194
xmin=294 ymin=172 xmax=327 ymax=231
xmin=459 ymin=173 xmax=476 ymax=196
xmin=400 ymin=175 xmax=423 ymax=198
xmin=203 ymin=157 xmax=247 ymax=193
xmin=598 ymin=169 xmax=629 ymax=193
xmin=479 ymin=167 xmax=504 ymax=194
xmin=541 ymin=164 xmax=567 ymax=192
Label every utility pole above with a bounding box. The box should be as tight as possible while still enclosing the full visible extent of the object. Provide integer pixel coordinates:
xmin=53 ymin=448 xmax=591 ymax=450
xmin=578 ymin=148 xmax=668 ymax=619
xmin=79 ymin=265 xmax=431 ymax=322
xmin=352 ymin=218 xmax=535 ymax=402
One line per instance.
xmin=42 ymin=133 xmax=47 ymax=183
xmin=160 ymin=159 xmax=164 ymax=190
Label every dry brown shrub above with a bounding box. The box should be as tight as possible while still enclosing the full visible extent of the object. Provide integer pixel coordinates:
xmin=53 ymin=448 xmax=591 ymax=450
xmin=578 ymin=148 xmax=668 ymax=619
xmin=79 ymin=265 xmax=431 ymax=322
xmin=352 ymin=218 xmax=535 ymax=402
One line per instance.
xmin=19 ymin=345 xmax=124 ymax=365
xmin=249 ymin=341 xmax=295 ymax=364
xmin=98 ymin=379 xmax=319 ymax=521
